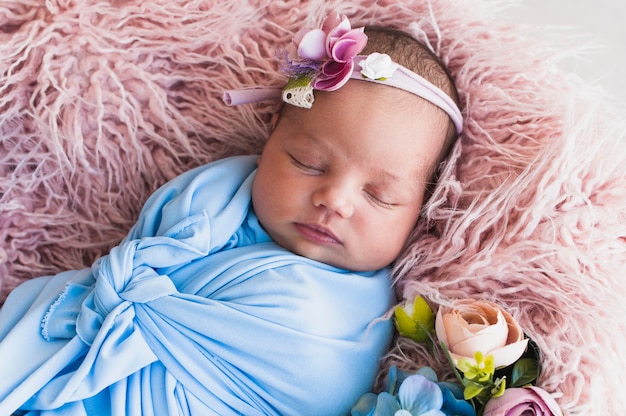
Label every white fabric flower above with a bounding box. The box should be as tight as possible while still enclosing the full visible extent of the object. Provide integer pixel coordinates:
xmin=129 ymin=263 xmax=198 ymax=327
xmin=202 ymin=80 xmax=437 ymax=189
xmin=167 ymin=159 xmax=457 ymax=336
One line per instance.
xmin=359 ymin=53 xmax=399 ymax=80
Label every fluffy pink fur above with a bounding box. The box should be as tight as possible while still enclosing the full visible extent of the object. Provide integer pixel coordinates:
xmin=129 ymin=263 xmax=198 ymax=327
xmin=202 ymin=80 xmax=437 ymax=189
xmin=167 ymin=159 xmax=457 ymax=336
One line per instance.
xmin=1 ymin=0 xmax=624 ymax=414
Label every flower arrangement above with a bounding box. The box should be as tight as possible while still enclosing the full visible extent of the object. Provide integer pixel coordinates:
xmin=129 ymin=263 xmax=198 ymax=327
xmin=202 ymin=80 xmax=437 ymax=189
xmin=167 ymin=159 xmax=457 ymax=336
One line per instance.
xmin=351 ymin=297 xmax=563 ymax=416
xmin=279 ymin=13 xmax=401 ymax=109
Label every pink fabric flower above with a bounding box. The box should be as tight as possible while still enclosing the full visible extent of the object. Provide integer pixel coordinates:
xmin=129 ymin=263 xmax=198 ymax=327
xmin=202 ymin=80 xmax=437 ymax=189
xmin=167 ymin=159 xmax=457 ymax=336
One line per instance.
xmin=295 ymin=13 xmax=367 ymax=91
xmin=483 ymin=386 xmax=562 ymax=416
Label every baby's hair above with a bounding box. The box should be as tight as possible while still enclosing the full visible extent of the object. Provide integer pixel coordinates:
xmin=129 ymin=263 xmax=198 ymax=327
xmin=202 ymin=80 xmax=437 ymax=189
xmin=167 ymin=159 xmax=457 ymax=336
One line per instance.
xmin=362 ymin=26 xmax=461 ymax=167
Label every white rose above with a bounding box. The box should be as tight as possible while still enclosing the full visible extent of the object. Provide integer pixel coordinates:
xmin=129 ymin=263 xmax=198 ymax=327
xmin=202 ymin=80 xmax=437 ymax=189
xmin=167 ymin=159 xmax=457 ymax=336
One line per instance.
xmin=359 ymin=53 xmax=399 ymax=80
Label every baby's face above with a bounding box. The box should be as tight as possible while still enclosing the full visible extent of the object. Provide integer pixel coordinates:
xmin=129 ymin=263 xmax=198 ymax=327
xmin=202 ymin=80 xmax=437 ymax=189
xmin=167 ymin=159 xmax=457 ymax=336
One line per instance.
xmin=252 ymin=81 xmax=448 ymax=271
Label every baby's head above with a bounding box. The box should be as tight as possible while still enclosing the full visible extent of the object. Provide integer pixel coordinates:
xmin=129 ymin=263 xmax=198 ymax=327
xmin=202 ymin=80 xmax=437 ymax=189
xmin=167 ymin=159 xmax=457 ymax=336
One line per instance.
xmin=251 ymin=17 xmax=461 ymax=271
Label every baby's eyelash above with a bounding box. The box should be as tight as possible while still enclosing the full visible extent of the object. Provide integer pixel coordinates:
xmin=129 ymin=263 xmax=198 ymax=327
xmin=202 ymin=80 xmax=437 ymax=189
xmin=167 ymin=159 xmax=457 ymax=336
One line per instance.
xmin=289 ymin=154 xmax=324 ymax=173
xmin=365 ymin=191 xmax=396 ymax=209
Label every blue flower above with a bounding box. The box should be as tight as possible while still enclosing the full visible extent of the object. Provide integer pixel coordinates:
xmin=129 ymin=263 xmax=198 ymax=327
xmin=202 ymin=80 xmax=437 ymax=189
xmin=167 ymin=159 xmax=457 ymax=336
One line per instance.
xmin=352 ymin=374 xmax=445 ymax=416
xmin=438 ymin=382 xmax=476 ymax=416
xmin=351 ymin=366 xmax=476 ymax=416
xmin=411 ymin=367 xmax=475 ymax=416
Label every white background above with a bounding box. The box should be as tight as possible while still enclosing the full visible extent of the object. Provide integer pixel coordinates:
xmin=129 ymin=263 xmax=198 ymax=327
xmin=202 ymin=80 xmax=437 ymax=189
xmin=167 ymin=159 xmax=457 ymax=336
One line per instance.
xmin=502 ymin=0 xmax=626 ymax=103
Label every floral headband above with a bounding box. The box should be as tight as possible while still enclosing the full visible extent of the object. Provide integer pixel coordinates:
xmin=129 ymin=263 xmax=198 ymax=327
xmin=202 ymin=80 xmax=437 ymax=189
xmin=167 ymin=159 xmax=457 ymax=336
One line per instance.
xmin=223 ymin=14 xmax=463 ymax=133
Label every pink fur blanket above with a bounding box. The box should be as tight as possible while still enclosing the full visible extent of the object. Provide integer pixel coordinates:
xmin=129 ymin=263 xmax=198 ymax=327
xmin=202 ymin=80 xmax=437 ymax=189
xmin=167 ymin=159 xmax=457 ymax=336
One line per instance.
xmin=1 ymin=0 xmax=625 ymax=414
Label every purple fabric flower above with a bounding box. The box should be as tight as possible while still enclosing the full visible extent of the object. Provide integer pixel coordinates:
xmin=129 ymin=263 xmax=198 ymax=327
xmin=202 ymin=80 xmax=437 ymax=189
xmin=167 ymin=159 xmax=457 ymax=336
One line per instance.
xmin=294 ymin=13 xmax=367 ymax=91
xmin=482 ymin=387 xmax=562 ymax=416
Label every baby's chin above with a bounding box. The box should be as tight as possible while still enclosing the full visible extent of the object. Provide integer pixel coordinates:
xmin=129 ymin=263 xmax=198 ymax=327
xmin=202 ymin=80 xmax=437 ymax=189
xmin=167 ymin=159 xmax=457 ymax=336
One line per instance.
xmin=304 ymin=251 xmax=393 ymax=272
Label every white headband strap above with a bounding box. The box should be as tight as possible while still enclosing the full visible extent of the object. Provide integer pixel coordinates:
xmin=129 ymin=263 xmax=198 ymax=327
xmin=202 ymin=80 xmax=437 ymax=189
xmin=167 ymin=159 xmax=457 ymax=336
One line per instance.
xmin=349 ymin=55 xmax=463 ymax=133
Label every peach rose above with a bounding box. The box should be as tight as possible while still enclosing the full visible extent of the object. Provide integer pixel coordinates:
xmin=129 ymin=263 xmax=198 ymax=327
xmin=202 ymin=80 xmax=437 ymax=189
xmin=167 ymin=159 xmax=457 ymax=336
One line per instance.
xmin=435 ymin=299 xmax=528 ymax=369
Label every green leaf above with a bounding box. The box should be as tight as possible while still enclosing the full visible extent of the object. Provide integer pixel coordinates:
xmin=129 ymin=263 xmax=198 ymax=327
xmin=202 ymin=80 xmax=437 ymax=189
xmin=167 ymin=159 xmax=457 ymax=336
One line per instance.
xmin=284 ymin=74 xmax=313 ymax=89
xmin=440 ymin=341 xmax=464 ymax=383
xmin=510 ymin=358 xmax=539 ymax=387
xmin=394 ymin=306 xmax=429 ymax=343
xmin=491 ymin=377 xmax=507 ymax=397
xmin=411 ymin=296 xmax=435 ymax=331
xmin=457 ymin=358 xmax=476 ymax=378
xmin=395 ymin=305 xmax=417 ymax=334
xmin=463 ymin=381 xmax=486 ymax=400
xmin=482 ymin=354 xmax=495 ymax=376
xmin=393 ymin=296 xmax=434 ymax=343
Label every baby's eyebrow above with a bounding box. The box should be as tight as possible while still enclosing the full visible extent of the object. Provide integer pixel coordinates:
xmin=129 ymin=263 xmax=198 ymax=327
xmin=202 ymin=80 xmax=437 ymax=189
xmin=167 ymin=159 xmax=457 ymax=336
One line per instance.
xmin=288 ymin=130 xmax=325 ymax=149
xmin=371 ymin=166 xmax=430 ymax=198
xmin=370 ymin=169 xmax=401 ymax=186
xmin=368 ymin=169 xmax=412 ymax=196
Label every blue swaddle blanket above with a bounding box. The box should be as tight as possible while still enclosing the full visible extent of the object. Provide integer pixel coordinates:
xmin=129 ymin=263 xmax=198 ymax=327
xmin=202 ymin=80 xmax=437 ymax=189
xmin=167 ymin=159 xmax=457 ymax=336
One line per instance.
xmin=0 ymin=156 xmax=393 ymax=415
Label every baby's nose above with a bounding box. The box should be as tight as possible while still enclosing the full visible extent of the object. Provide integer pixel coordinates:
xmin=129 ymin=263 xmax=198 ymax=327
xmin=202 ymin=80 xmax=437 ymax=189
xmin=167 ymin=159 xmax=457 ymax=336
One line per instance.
xmin=311 ymin=182 xmax=355 ymax=218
